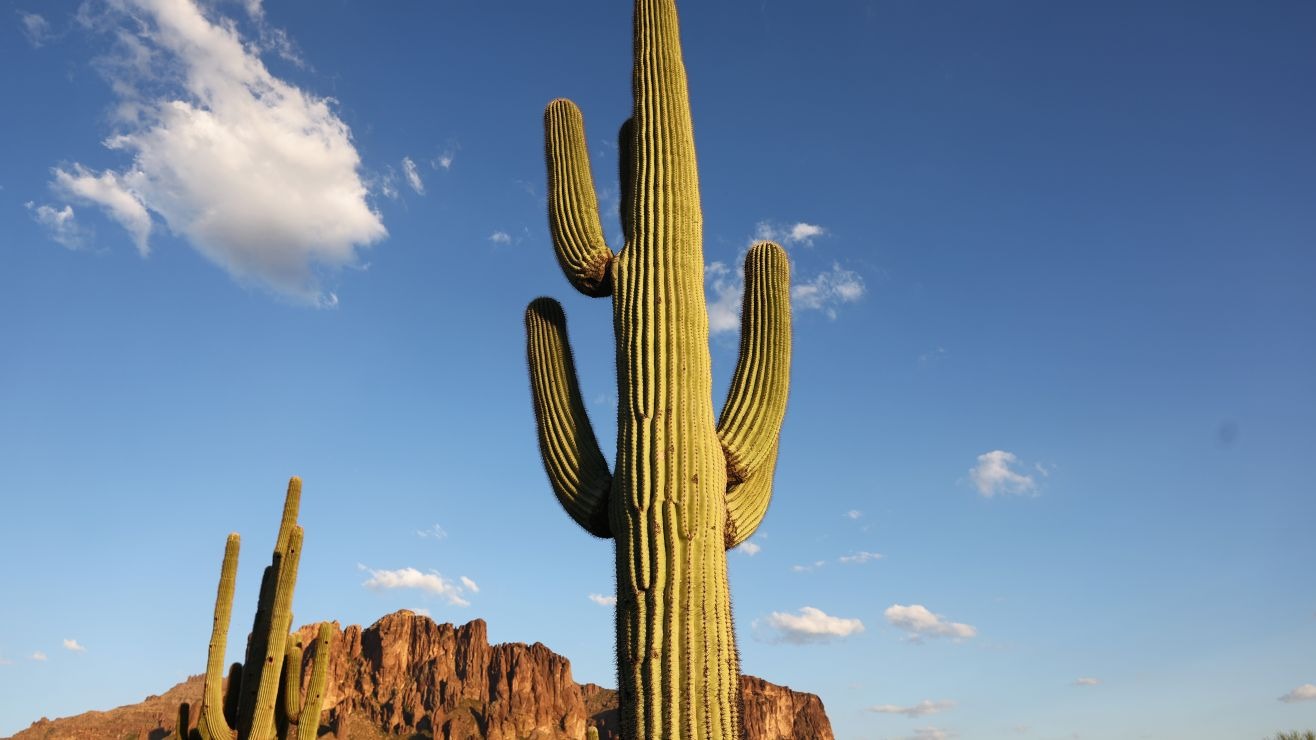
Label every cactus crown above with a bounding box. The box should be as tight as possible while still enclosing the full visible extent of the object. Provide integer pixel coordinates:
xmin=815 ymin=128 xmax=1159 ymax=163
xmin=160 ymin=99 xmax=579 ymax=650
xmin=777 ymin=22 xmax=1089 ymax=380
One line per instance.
xmin=526 ymin=2 xmax=792 ymax=738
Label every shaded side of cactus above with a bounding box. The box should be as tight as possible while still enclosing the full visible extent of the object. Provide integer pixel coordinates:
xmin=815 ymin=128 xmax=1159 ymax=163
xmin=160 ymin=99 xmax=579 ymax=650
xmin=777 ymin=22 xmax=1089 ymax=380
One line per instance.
xmin=525 ymin=1 xmax=792 ymax=737
xmin=186 ymin=477 xmax=335 ymax=740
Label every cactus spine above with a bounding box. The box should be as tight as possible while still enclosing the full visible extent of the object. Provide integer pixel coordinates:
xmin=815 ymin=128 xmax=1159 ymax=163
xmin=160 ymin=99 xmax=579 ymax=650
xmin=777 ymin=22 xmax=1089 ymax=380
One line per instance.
xmin=526 ymin=2 xmax=792 ymax=738
xmin=182 ymin=477 xmax=335 ymax=740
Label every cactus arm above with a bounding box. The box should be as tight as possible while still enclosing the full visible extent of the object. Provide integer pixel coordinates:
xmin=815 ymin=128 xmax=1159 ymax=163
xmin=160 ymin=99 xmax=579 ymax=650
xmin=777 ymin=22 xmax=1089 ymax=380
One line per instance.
xmin=278 ymin=636 xmax=303 ymax=736
xmin=172 ymin=702 xmax=190 ymax=740
xmin=717 ymin=242 xmax=792 ymax=484
xmin=546 ymin=99 xmax=615 ymax=297
xmin=222 ymin=662 xmax=242 ymax=729
xmin=723 ymin=439 xmax=779 ymax=550
xmin=245 ymin=526 xmax=303 ymax=740
xmin=526 ymin=297 xmax=614 ymax=538
xmin=197 ymin=535 xmax=238 ymax=740
xmin=296 ymin=623 xmax=334 ymax=740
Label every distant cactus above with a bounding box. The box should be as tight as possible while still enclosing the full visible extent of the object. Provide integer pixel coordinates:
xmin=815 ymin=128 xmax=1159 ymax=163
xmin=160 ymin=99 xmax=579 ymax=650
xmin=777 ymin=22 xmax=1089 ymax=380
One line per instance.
xmin=179 ymin=477 xmax=334 ymax=740
xmin=526 ymin=1 xmax=791 ymax=737
xmin=586 ymin=727 xmax=600 ymax=740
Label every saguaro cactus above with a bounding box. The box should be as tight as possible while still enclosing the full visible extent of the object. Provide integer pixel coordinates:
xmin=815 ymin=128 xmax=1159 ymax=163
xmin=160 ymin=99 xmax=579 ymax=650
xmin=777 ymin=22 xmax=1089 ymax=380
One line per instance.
xmin=525 ymin=1 xmax=792 ymax=738
xmin=181 ymin=477 xmax=335 ymax=740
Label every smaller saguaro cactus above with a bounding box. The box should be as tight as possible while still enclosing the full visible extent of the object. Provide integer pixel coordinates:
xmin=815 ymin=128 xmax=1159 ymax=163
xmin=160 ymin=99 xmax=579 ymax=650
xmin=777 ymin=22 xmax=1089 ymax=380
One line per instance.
xmin=178 ymin=477 xmax=335 ymax=740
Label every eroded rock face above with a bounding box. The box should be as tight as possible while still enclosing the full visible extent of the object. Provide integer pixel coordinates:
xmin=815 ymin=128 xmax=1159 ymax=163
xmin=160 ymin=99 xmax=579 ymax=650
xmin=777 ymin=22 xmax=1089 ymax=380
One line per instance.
xmin=7 ymin=610 xmax=833 ymax=740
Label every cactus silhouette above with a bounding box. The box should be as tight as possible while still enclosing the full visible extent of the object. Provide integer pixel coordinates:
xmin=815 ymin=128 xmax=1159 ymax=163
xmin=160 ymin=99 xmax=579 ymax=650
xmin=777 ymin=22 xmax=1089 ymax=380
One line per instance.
xmin=180 ymin=477 xmax=334 ymax=740
xmin=525 ymin=1 xmax=792 ymax=737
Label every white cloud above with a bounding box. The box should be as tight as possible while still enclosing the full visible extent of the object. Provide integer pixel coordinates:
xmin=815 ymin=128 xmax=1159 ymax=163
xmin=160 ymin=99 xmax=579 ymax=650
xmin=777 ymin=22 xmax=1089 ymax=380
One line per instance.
xmin=788 ymin=222 xmax=825 ymax=244
xmin=1279 ymin=683 xmax=1316 ymax=703
xmin=791 ymin=560 xmax=826 ymax=573
xmin=361 ymin=566 xmax=472 ymax=607
xmin=869 ymin=699 xmax=956 ymax=718
xmin=416 ymin=523 xmax=447 ymax=540
xmin=62 ymin=638 xmax=86 ymax=653
xmin=412 ymin=607 xmax=431 ymax=618
xmin=903 ymin=728 xmax=956 ymax=740
xmin=845 ymin=509 xmax=863 ymax=520
xmin=459 ymin=576 xmax=479 ymax=593
xmin=754 ymin=220 xmax=827 ymax=247
xmin=26 ymin=202 xmax=85 ymax=249
xmin=705 ymin=260 xmax=743 ymax=336
xmin=885 ymin=604 xmax=977 ymax=642
xmin=791 ymin=262 xmax=865 ymax=318
xmin=736 ymin=540 xmax=762 ymax=556
xmin=969 ymin=450 xmax=1038 ymax=497
xmin=52 ymin=166 xmax=152 ymax=254
xmin=754 ymin=606 xmax=865 ymax=645
xmin=53 ymin=0 xmax=385 ymax=304
xmin=402 ymin=156 xmax=424 ymax=195
xmin=838 ymin=551 xmax=882 ymax=565
xmin=1073 ymin=677 xmax=1100 ymax=687
xmin=19 ymin=11 xmax=52 ymax=47
xmin=489 ymin=231 xmax=512 ymax=245
xmin=589 ymin=593 xmax=617 ymax=607
xmin=432 ymin=149 xmax=455 ymax=170
xmin=0 ymin=656 xmax=11 ymax=666
xmin=31 ymin=651 xmax=47 ymax=661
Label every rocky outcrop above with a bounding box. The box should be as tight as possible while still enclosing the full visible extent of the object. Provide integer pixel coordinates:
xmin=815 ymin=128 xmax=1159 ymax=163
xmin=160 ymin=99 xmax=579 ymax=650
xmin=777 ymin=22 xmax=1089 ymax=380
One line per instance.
xmin=7 ymin=610 xmax=833 ymax=740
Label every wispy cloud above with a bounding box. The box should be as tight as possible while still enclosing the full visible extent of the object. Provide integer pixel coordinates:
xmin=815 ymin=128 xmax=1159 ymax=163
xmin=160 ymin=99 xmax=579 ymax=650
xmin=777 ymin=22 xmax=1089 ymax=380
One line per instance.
xmin=885 ymin=604 xmax=977 ymax=642
xmin=969 ymin=450 xmax=1039 ymax=497
xmin=360 ymin=565 xmax=473 ymax=607
xmin=791 ymin=262 xmax=865 ymax=319
xmin=753 ymin=606 xmax=865 ymax=644
xmin=845 ymin=509 xmax=863 ymax=520
xmin=489 ymin=231 xmax=512 ymax=245
xmin=26 ymin=202 xmax=85 ymax=249
xmin=705 ymin=260 xmax=743 ymax=335
xmin=869 ymin=699 xmax=956 ymax=718
xmin=18 ymin=10 xmax=52 ymax=47
xmin=735 ymin=540 xmax=762 ymax=556
xmin=1279 ymin=683 xmax=1316 ymax=703
xmin=754 ymin=220 xmax=827 ymax=247
xmin=791 ymin=560 xmax=826 ymax=573
xmin=402 ymin=156 xmax=425 ymax=195
xmin=901 ymin=728 xmax=957 ymax=740
xmin=62 ymin=638 xmax=86 ymax=653
xmin=416 ymin=523 xmax=447 ymax=540
xmin=589 ymin=593 xmax=617 ymax=607
xmin=432 ymin=147 xmax=456 ymax=171
xmin=1072 ymin=677 xmax=1101 ymax=687
xmin=51 ymin=0 xmax=384 ymax=305
xmin=459 ymin=576 xmax=479 ymax=593
xmin=838 ymin=551 xmax=882 ymax=565
xmin=31 ymin=651 xmax=47 ymax=662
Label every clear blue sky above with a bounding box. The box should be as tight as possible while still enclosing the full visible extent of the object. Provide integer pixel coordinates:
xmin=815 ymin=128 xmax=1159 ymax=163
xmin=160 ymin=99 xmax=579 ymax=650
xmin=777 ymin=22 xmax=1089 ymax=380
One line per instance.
xmin=2 ymin=1 xmax=1314 ymax=739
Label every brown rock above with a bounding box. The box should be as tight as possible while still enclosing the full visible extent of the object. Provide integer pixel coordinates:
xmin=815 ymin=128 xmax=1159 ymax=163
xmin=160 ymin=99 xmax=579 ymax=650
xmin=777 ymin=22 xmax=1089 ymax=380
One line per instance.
xmin=7 ymin=611 xmax=832 ymax=740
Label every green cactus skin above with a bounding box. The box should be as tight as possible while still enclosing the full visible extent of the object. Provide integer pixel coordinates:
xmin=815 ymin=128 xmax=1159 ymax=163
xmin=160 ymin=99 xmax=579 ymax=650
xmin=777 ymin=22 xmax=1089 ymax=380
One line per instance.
xmin=189 ymin=477 xmax=335 ymax=740
xmin=525 ymin=1 xmax=792 ymax=737
xmin=587 ymin=727 xmax=601 ymax=740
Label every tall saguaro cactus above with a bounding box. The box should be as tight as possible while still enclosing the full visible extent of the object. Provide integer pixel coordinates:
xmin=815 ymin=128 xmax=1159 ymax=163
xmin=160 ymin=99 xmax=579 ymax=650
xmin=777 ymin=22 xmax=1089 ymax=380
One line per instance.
xmin=525 ymin=1 xmax=792 ymax=737
xmin=182 ymin=477 xmax=335 ymax=740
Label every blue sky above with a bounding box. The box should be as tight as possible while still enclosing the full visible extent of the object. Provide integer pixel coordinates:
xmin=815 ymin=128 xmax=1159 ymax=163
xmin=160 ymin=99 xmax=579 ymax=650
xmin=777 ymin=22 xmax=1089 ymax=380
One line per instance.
xmin=1 ymin=1 xmax=1314 ymax=738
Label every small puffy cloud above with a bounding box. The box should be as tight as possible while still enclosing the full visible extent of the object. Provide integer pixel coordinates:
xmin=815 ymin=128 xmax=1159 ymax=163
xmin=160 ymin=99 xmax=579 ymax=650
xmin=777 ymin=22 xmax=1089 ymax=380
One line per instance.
xmin=19 ymin=11 xmax=51 ymax=47
xmin=26 ymin=202 xmax=85 ymax=249
xmin=459 ymin=576 xmax=479 ymax=593
xmin=432 ymin=148 xmax=456 ymax=170
xmin=31 ymin=651 xmax=47 ymax=661
xmin=845 ymin=509 xmax=863 ymax=520
xmin=489 ymin=231 xmax=512 ymax=245
xmin=754 ymin=606 xmax=865 ymax=645
xmin=792 ymin=262 xmax=865 ymax=318
xmin=885 ymin=604 xmax=977 ymax=642
xmin=705 ymin=260 xmax=743 ymax=336
xmin=838 ymin=551 xmax=882 ymax=565
xmin=1279 ymin=683 xmax=1316 ymax=703
xmin=402 ymin=156 xmax=424 ymax=195
xmin=62 ymin=638 xmax=86 ymax=653
xmin=736 ymin=540 xmax=762 ymax=556
xmin=416 ymin=523 xmax=447 ymax=540
xmin=361 ymin=566 xmax=472 ymax=607
xmin=791 ymin=560 xmax=826 ymax=573
xmin=969 ymin=450 xmax=1038 ymax=497
xmin=589 ymin=593 xmax=617 ymax=607
xmin=754 ymin=220 xmax=827 ymax=247
xmin=869 ymin=699 xmax=956 ymax=718
xmin=1072 ymin=677 xmax=1100 ymax=687
xmin=52 ymin=0 xmax=385 ymax=303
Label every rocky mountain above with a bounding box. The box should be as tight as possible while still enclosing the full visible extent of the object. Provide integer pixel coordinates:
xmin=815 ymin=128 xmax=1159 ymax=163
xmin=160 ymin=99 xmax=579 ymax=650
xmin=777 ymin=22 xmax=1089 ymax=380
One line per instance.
xmin=8 ymin=610 xmax=832 ymax=740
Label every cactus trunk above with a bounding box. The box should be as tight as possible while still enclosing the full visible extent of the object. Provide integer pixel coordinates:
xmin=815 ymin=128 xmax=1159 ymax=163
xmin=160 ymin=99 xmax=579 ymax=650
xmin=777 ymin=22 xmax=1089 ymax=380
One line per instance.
xmin=527 ymin=1 xmax=792 ymax=737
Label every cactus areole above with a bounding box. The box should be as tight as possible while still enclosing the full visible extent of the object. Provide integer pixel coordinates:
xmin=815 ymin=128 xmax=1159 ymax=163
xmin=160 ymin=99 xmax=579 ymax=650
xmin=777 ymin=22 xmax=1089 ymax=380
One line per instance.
xmin=525 ymin=1 xmax=792 ymax=737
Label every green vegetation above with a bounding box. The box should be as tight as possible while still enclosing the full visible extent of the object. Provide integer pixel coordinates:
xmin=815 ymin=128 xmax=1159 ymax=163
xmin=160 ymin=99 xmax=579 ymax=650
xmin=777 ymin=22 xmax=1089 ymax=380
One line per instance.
xmin=175 ymin=477 xmax=334 ymax=740
xmin=1271 ymin=732 xmax=1316 ymax=740
xmin=525 ymin=1 xmax=791 ymax=737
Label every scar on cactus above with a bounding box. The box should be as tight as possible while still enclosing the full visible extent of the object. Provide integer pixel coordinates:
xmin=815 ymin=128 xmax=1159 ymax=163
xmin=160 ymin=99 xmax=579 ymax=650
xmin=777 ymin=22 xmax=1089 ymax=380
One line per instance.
xmin=174 ymin=477 xmax=335 ymax=740
xmin=525 ymin=1 xmax=792 ymax=737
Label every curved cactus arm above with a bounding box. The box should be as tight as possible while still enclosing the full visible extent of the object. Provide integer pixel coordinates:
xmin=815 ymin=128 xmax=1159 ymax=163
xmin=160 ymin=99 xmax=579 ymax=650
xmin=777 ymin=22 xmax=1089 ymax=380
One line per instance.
xmin=198 ymin=534 xmax=238 ymax=740
xmin=546 ymin=99 xmax=616 ymax=297
xmin=245 ymin=525 xmax=303 ymax=740
xmin=278 ymin=635 xmax=303 ymax=736
xmin=724 ymin=439 xmax=779 ymax=550
xmin=296 ymin=622 xmax=334 ymax=740
xmin=526 ymin=298 xmax=613 ymax=538
xmin=717 ymin=242 xmax=792 ymax=484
